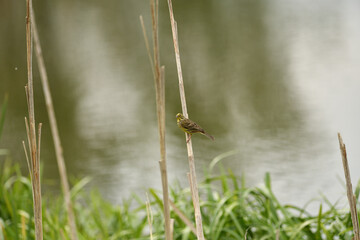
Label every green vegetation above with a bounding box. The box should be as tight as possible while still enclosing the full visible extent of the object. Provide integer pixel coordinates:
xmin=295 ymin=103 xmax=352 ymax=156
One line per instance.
xmin=0 ymin=160 xmax=358 ymax=240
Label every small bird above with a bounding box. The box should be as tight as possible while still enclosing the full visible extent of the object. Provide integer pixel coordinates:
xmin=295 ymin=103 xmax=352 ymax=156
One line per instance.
xmin=176 ymin=113 xmax=214 ymax=143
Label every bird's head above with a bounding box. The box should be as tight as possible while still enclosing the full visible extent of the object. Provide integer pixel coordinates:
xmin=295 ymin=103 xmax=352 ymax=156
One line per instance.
xmin=176 ymin=113 xmax=184 ymax=121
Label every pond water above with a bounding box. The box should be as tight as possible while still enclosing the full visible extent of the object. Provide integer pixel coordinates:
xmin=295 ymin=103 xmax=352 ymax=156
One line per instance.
xmin=1 ymin=0 xmax=360 ymax=210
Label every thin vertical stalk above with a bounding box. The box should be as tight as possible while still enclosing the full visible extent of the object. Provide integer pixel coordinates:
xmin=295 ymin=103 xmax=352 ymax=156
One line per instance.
xmin=145 ymin=193 xmax=154 ymax=240
xmin=139 ymin=15 xmax=155 ymax=78
xmin=25 ymin=0 xmax=43 ymax=238
xmin=169 ymin=200 xmax=197 ymax=235
xmin=338 ymin=133 xmax=360 ymax=240
xmin=151 ymin=0 xmax=160 ymax=84
xmin=157 ymin=66 xmax=172 ymax=240
xmin=140 ymin=0 xmax=172 ymax=239
xmin=30 ymin=4 xmax=78 ymax=240
xmin=166 ymin=0 xmax=205 ymax=239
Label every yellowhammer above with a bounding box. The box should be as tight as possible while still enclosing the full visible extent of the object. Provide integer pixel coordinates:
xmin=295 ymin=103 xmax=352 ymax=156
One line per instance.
xmin=176 ymin=113 xmax=214 ymax=143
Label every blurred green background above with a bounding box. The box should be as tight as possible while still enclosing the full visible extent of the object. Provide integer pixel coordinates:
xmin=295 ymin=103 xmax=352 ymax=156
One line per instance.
xmin=1 ymin=0 xmax=360 ymax=208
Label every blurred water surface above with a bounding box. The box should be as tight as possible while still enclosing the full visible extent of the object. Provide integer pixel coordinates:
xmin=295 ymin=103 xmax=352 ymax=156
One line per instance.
xmin=1 ymin=0 xmax=360 ymax=208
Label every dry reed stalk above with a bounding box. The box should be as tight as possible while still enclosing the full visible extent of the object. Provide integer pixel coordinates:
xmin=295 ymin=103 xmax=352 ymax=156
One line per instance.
xmin=276 ymin=229 xmax=280 ymax=240
xmin=166 ymin=0 xmax=205 ymax=239
xmin=338 ymin=133 xmax=360 ymax=240
xmin=140 ymin=0 xmax=172 ymax=239
xmin=25 ymin=0 xmax=43 ymax=239
xmin=139 ymin=16 xmax=155 ymax=78
xmin=170 ymin=219 xmax=174 ymax=240
xmin=146 ymin=193 xmax=154 ymax=240
xmin=29 ymin=4 xmax=78 ymax=240
xmin=169 ymin=200 xmax=197 ymax=236
xmin=19 ymin=211 xmax=28 ymax=240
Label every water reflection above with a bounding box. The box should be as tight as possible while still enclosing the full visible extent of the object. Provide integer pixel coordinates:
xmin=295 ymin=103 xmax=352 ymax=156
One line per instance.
xmin=1 ymin=0 xmax=360 ymax=207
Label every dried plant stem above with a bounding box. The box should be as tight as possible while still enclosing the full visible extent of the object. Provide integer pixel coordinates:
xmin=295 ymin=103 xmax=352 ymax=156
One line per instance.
xmin=140 ymin=0 xmax=171 ymax=239
xmin=25 ymin=0 xmax=43 ymax=239
xmin=166 ymin=0 xmax=205 ymax=239
xmin=338 ymin=133 xmax=360 ymax=240
xmin=146 ymin=193 xmax=154 ymax=240
xmin=170 ymin=219 xmax=174 ymax=240
xmin=139 ymin=15 xmax=155 ymax=78
xmin=30 ymin=4 xmax=78 ymax=240
xmin=169 ymin=200 xmax=197 ymax=236
xmin=157 ymin=65 xmax=171 ymax=240
xmin=166 ymin=0 xmax=187 ymax=117
xmin=20 ymin=212 xmax=27 ymax=239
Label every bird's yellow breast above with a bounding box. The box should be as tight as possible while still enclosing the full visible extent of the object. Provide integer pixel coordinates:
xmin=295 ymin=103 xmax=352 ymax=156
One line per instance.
xmin=177 ymin=119 xmax=190 ymax=133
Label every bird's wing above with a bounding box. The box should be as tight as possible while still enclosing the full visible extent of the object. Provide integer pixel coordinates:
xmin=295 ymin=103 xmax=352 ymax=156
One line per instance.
xmin=181 ymin=119 xmax=204 ymax=134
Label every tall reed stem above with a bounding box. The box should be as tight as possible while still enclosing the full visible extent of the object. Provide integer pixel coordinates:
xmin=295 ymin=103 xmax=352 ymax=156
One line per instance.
xmin=140 ymin=0 xmax=171 ymax=238
xmin=25 ymin=0 xmax=43 ymax=239
xmin=338 ymin=133 xmax=360 ymax=240
xmin=166 ymin=0 xmax=205 ymax=239
xmin=30 ymin=4 xmax=78 ymax=240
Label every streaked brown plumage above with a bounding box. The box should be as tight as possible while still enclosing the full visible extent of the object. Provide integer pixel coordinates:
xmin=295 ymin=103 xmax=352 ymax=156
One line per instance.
xmin=176 ymin=113 xmax=214 ymax=143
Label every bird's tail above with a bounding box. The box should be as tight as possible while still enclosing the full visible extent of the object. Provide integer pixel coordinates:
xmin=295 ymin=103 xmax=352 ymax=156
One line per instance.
xmin=202 ymin=132 xmax=215 ymax=141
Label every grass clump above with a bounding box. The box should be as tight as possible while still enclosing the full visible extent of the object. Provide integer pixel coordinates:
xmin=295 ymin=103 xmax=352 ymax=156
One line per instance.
xmin=0 ymin=162 xmax=149 ymax=240
xmin=0 ymin=161 xmax=358 ymax=239
xmin=200 ymin=171 xmax=355 ymax=239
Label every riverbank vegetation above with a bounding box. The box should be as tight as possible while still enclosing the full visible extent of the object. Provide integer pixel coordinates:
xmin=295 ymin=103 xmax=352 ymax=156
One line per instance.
xmin=0 ymin=160 xmax=358 ymax=240
xmin=1 ymin=0 xmax=359 ymax=239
